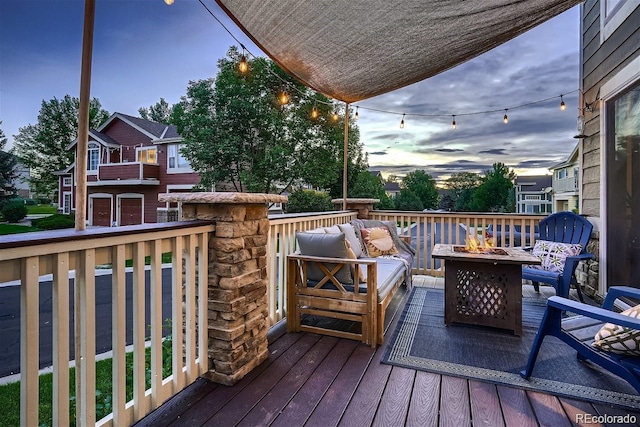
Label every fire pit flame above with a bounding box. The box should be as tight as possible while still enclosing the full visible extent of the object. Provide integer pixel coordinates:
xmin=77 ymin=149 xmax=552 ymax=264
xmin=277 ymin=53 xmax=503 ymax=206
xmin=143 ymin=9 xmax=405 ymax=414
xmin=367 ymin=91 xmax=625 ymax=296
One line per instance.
xmin=464 ymin=235 xmax=494 ymax=253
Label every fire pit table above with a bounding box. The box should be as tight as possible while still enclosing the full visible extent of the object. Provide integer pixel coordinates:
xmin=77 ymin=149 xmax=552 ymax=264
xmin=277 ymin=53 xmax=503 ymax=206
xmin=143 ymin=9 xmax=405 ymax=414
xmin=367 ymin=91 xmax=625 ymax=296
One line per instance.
xmin=432 ymin=243 xmax=541 ymax=335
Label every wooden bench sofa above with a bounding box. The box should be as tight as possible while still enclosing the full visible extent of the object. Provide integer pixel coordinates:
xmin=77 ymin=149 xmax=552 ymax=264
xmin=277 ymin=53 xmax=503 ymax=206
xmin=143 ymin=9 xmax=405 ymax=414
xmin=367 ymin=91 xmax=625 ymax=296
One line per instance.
xmin=286 ymin=220 xmax=414 ymax=347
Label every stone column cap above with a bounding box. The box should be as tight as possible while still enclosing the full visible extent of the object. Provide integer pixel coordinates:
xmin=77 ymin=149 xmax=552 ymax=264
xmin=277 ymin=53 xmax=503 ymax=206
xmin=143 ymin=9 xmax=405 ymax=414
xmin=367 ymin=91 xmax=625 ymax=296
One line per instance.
xmin=159 ymin=192 xmax=288 ymax=204
xmin=331 ymin=198 xmax=380 ymax=204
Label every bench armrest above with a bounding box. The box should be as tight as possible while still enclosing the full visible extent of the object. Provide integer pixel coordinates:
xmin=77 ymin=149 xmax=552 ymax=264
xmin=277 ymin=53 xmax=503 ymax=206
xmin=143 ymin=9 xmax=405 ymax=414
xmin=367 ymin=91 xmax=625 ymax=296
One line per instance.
xmin=548 ymin=296 xmax=640 ymax=330
xmin=288 ymin=252 xmax=376 ymax=265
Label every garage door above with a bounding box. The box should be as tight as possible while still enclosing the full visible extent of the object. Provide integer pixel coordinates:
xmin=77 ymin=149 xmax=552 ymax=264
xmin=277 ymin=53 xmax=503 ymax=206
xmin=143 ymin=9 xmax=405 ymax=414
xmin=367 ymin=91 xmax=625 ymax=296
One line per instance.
xmin=120 ymin=198 xmax=143 ymax=225
xmin=92 ymin=198 xmax=111 ymax=226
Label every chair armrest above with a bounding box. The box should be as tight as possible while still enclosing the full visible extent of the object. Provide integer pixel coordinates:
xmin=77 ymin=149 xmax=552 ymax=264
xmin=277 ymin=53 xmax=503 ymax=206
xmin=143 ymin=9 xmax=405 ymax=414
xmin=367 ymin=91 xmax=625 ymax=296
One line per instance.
xmin=548 ymin=296 xmax=640 ymax=330
xmin=287 ymin=253 xmax=377 ymax=265
xmin=602 ymin=286 xmax=640 ymax=310
xmin=566 ymin=253 xmax=595 ymax=262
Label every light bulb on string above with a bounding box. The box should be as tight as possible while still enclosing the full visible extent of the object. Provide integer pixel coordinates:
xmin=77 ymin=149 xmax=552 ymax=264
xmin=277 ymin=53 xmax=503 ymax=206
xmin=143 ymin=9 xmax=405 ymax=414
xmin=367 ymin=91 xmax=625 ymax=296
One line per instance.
xmin=451 ymin=115 xmax=456 ymax=130
xmin=503 ymin=109 xmax=508 ymax=124
xmin=164 ymin=0 xmax=174 ymax=5
xmin=355 ymin=107 xmax=359 ymax=121
xmin=400 ymin=113 xmax=405 ymax=129
xmin=238 ymin=48 xmax=248 ymax=74
xmin=279 ymin=90 xmax=289 ymax=105
xmin=332 ymin=110 xmax=339 ymax=121
xmin=311 ymin=103 xmax=319 ymax=119
xmin=560 ymin=94 xmax=566 ymax=111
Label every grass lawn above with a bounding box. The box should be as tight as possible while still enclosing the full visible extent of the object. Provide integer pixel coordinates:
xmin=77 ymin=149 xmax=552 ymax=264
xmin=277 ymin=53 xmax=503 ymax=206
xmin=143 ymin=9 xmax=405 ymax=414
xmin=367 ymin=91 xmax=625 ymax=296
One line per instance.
xmin=26 ymin=205 xmax=57 ymax=215
xmin=0 ymin=224 xmax=41 ymax=235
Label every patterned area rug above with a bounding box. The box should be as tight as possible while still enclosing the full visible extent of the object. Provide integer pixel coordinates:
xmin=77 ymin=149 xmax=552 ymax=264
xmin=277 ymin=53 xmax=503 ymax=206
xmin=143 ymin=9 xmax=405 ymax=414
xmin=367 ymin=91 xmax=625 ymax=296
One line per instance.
xmin=382 ymin=286 xmax=640 ymax=409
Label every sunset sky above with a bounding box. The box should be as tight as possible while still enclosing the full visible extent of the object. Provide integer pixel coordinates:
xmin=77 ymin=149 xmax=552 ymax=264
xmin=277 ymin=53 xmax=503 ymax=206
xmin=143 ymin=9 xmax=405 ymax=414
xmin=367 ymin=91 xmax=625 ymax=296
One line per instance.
xmin=1 ymin=0 xmax=581 ymax=183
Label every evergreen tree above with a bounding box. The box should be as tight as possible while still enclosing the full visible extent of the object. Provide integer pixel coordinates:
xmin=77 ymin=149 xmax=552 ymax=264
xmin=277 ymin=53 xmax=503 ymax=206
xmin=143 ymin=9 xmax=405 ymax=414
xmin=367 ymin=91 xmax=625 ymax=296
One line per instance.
xmin=0 ymin=122 xmax=18 ymax=200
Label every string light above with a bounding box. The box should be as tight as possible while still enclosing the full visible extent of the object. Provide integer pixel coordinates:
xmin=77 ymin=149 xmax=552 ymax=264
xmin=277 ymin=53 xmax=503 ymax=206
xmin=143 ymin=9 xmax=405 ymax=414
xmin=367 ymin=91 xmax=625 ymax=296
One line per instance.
xmin=355 ymin=107 xmax=359 ymax=121
xmin=238 ymin=47 xmax=248 ymax=73
xmin=451 ymin=115 xmax=456 ymax=129
xmin=503 ymin=109 xmax=508 ymax=124
xmin=332 ymin=110 xmax=339 ymax=121
xmin=560 ymin=94 xmax=566 ymax=111
xmin=279 ymin=90 xmax=289 ymax=105
xmin=311 ymin=102 xmax=319 ymax=119
xmin=164 ymin=0 xmax=174 ymax=5
xmin=400 ymin=113 xmax=405 ymax=129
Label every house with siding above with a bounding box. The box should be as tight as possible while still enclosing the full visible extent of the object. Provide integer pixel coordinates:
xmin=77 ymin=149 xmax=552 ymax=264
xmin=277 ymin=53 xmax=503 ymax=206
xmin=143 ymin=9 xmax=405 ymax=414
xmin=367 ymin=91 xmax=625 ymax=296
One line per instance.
xmin=578 ymin=0 xmax=640 ymax=296
xmin=549 ymin=143 xmax=580 ymax=213
xmin=57 ymin=113 xmax=199 ymax=226
xmin=514 ymin=175 xmax=553 ymax=214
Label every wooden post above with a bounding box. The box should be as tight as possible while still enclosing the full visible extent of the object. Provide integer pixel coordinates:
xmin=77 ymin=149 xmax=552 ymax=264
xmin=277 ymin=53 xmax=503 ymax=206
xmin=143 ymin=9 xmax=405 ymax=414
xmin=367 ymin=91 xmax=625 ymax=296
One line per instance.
xmin=342 ymin=102 xmax=350 ymax=210
xmin=75 ymin=2 xmax=95 ymax=425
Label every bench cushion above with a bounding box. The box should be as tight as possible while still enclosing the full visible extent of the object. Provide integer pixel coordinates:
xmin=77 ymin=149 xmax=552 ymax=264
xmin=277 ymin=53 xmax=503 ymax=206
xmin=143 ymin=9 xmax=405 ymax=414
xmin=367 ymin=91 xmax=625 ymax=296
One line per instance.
xmin=296 ymin=232 xmax=353 ymax=284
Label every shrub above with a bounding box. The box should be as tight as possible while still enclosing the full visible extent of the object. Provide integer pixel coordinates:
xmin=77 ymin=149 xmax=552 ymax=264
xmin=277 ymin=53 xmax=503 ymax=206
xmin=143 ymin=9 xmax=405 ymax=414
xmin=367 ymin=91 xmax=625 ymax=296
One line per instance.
xmin=2 ymin=201 xmax=28 ymax=223
xmin=37 ymin=198 xmax=52 ymax=205
xmin=285 ymin=189 xmax=333 ymax=213
xmin=31 ymin=214 xmax=75 ymax=230
xmin=24 ymin=199 xmax=37 ymax=206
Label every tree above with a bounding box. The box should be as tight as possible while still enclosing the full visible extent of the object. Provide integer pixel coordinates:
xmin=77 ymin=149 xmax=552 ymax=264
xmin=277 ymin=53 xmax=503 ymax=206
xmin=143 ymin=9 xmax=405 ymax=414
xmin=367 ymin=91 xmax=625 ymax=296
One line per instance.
xmin=13 ymin=95 xmax=110 ymax=196
xmin=285 ymin=189 xmax=333 ymax=213
xmin=393 ymin=188 xmax=423 ymax=211
xmin=175 ymin=47 xmax=364 ymax=194
xmin=349 ymin=170 xmax=393 ymax=209
xmin=138 ymin=98 xmax=176 ymax=124
xmin=0 ymin=121 xmax=18 ymax=200
xmin=445 ymin=171 xmax=481 ymax=212
xmin=470 ymin=163 xmax=516 ymax=212
xmin=402 ymin=170 xmax=439 ymax=210
xmin=438 ymin=193 xmax=455 ymax=211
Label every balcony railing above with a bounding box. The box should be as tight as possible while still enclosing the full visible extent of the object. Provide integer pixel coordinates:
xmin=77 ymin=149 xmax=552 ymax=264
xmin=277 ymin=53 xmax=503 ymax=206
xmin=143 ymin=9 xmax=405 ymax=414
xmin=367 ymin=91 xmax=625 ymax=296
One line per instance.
xmin=97 ymin=162 xmax=160 ymax=183
xmin=553 ymin=176 xmax=578 ymax=193
xmin=0 ymin=221 xmax=213 ymax=426
xmin=1 ymin=209 xmax=547 ymax=426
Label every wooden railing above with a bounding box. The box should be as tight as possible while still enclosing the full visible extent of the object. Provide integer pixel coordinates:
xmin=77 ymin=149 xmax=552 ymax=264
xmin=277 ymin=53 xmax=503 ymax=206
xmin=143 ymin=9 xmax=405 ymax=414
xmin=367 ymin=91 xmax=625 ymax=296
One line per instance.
xmin=266 ymin=211 xmax=358 ymax=324
xmin=0 ymin=221 xmax=213 ymax=427
xmin=369 ymin=211 xmax=545 ymax=276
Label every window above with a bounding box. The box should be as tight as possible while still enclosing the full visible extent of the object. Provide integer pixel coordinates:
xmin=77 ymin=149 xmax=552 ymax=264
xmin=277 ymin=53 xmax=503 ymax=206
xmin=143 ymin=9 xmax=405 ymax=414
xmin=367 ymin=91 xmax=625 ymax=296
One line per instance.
xmin=601 ymin=0 xmax=637 ymax=42
xmin=63 ymin=177 xmax=72 ymax=186
xmin=136 ymin=147 xmax=157 ymax=164
xmin=88 ymin=142 xmax=99 ymax=172
xmin=168 ymin=144 xmax=191 ymax=171
xmin=606 ymin=78 xmax=640 ymax=286
xmin=556 ymin=169 xmax=568 ymax=179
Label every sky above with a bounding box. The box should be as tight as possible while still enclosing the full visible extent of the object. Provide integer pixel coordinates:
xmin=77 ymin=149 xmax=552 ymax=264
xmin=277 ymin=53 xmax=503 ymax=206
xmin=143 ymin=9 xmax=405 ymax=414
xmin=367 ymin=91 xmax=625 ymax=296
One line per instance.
xmin=0 ymin=0 xmax=582 ymax=184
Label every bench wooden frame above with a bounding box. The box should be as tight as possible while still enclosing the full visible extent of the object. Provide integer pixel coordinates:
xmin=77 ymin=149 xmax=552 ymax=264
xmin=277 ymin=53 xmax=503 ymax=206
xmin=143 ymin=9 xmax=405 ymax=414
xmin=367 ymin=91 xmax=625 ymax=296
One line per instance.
xmin=286 ymin=253 xmax=406 ymax=348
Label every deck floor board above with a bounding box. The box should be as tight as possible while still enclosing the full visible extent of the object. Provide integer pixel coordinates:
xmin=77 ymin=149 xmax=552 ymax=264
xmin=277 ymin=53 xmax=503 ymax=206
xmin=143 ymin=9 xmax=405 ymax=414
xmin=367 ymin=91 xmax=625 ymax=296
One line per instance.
xmin=135 ymin=280 xmax=640 ymax=427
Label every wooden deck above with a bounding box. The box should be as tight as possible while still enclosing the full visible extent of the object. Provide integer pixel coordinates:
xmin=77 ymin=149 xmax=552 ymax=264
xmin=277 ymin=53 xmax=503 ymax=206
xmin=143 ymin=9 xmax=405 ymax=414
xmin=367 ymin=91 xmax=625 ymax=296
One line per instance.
xmin=135 ymin=277 xmax=640 ymax=427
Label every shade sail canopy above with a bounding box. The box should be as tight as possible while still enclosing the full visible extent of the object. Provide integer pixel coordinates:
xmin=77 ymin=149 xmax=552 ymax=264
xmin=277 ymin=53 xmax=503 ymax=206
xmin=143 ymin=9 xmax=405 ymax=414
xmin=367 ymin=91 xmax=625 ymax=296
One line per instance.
xmin=215 ymin=0 xmax=581 ymax=103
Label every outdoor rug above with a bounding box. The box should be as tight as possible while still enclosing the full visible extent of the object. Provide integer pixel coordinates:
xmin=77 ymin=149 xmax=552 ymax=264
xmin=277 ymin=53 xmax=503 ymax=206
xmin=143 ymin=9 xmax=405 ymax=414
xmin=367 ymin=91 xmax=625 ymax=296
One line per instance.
xmin=382 ymin=286 xmax=640 ymax=409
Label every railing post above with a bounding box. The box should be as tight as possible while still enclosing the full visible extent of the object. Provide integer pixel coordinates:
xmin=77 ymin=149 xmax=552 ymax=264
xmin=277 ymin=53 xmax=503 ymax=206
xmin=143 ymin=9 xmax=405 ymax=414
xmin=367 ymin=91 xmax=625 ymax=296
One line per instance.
xmin=159 ymin=192 xmax=287 ymax=385
xmin=331 ymin=198 xmax=380 ymax=219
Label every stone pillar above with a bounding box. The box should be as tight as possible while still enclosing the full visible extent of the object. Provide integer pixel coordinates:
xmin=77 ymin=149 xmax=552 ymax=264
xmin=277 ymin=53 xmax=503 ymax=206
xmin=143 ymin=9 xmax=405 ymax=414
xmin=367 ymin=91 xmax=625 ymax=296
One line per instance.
xmin=159 ymin=192 xmax=287 ymax=385
xmin=576 ymin=231 xmax=600 ymax=301
xmin=331 ymin=198 xmax=380 ymax=219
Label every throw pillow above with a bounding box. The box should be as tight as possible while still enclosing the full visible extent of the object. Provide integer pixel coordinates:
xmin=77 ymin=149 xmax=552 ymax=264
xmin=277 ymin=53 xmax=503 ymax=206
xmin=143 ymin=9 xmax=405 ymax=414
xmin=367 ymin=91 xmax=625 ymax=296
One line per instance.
xmin=296 ymin=232 xmax=353 ymax=284
xmin=324 ymin=225 xmax=342 ymax=234
xmin=530 ymin=240 xmax=582 ymax=273
xmin=360 ymin=226 xmax=399 ymax=258
xmin=338 ymin=223 xmax=363 ymax=258
xmin=593 ymin=304 xmax=640 ymax=355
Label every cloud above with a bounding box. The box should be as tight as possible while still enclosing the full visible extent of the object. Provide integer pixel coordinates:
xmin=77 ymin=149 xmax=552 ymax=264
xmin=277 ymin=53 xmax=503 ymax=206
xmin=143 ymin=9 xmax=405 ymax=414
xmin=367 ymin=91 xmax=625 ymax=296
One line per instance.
xmin=369 ymin=151 xmax=387 ymax=155
xmin=478 ymin=148 xmax=507 ymax=155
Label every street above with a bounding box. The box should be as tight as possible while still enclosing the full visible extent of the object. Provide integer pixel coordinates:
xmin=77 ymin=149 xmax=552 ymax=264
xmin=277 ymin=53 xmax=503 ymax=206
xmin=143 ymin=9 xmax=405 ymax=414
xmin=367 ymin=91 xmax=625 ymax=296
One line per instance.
xmin=0 ymin=269 xmax=173 ymax=378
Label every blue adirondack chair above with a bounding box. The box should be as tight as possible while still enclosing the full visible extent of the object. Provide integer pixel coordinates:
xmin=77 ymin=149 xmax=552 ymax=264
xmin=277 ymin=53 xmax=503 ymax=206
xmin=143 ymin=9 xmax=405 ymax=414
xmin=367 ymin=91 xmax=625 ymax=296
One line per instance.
xmin=521 ymin=286 xmax=640 ymax=393
xmin=522 ymin=211 xmax=594 ymax=301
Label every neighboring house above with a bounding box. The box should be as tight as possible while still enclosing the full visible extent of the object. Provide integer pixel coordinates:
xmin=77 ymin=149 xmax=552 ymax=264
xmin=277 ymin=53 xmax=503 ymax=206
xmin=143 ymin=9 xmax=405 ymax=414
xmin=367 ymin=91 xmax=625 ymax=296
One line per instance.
xmin=579 ymin=1 xmax=640 ymax=294
xmin=57 ymin=113 xmax=199 ymax=226
xmin=514 ymin=175 xmax=552 ymax=214
xmin=549 ymin=143 xmax=580 ymax=213
xmin=384 ymin=181 xmax=401 ymax=197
